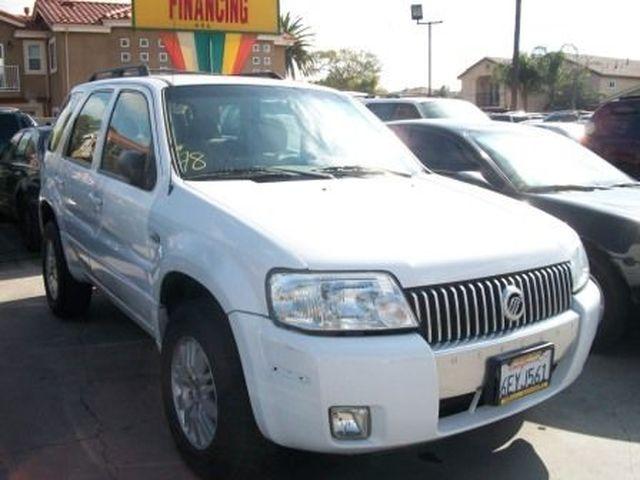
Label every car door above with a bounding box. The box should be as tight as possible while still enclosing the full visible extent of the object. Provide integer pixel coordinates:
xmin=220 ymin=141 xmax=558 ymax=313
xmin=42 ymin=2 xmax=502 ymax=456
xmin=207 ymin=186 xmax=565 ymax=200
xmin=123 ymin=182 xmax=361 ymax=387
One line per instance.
xmin=91 ymin=88 xmax=159 ymax=329
xmin=60 ymin=90 xmax=113 ymax=269
xmin=0 ymin=132 xmax=23 ymax=215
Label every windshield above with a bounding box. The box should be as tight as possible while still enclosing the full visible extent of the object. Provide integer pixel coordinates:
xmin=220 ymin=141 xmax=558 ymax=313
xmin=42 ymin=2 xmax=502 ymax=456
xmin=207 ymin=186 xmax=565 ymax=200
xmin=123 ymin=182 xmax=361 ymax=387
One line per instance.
xmin=420 ymin=101 xmax=489 ymax=121
xmin=165 ymin=85 xmax=423 ymax=181
xmin=470 ymin=128 xmax=632 ymax=191
xmin=0 ymin=114 xmax=20 ymax=152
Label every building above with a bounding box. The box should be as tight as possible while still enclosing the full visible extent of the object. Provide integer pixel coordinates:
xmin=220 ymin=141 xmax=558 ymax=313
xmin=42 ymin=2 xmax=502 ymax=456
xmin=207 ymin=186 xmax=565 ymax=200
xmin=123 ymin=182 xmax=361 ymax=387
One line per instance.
xmin=459 ymin=55 xmax=640 ymax=111
xmin=0 ymin=0 xmax=291 ymax=117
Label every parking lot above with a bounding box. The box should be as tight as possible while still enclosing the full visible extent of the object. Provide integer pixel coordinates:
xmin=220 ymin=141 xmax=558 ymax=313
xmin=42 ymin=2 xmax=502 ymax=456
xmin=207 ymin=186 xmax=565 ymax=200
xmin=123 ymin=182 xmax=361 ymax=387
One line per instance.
xmin=0 ymin=219 xmax=638 ymax=480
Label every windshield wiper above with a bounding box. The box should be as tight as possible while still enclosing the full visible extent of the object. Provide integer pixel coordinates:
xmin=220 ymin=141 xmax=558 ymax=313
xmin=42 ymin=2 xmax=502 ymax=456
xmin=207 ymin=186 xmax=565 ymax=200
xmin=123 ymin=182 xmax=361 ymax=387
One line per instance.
xmin=608 ymin=182 xmax=640 ymax=189
xmin=314 ymin=165 xmax=413 ymax=178
xmin=526 ymin=184 xmax=608 ymax=193
xmin=186 ymin=167 xmax=333 ymax=182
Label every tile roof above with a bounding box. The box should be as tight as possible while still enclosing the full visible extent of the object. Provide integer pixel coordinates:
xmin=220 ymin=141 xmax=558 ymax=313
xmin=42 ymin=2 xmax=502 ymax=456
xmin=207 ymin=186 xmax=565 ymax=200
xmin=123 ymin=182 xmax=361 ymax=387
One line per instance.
xmin=565 ymin=54 xmax=640 ymax=79
xmin=460 ymin=55 xmax=640 ymax=80
xmin=35 ymin=0 xmax=131 ymax=26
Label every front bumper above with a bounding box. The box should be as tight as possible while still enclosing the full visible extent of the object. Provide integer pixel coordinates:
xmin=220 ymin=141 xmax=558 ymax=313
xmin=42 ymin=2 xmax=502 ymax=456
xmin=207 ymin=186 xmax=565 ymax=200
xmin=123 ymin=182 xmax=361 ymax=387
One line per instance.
xmin=229 ymin=279 xmax=601 ymax=454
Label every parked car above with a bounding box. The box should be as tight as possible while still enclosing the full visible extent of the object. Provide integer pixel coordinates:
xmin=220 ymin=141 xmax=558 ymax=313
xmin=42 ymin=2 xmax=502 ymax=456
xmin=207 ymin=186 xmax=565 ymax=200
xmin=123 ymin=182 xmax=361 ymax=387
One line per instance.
xmin=584 ymin=96 xmax=640 ymax=179
xmin=364 ymin=97 xmax=489 ymax=122
xmin=490 ymin=111 xmax=543 ymax=123
xmin=390 ymin=119 xmax=636 ymax=348
xmin=40 ymin=68 xmax=600 ymax=476
xmin=0 ymin=126 xmax=52 ymax=250
xmin=544 ymin=110 xmax=592 ymax=123
xmin=533 ymin=122 xmax=586 ymax=142
xmin=0 ymin=107 xmax=38 ymax=153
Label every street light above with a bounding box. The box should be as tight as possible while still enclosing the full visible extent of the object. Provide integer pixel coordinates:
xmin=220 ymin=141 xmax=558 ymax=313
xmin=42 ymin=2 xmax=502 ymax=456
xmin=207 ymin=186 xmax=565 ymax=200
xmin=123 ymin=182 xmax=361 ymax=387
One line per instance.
xmin=411 ymin=4 xmax=443 ymax=97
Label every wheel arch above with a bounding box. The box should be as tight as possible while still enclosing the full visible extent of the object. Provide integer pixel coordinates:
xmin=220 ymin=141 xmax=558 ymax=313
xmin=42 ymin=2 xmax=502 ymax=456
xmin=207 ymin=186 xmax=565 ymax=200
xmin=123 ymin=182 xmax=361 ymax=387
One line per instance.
xmin=158 ymin=271 xmax=228 ymax=345
xmin=39 ymin=200 xmax=57 ymax=231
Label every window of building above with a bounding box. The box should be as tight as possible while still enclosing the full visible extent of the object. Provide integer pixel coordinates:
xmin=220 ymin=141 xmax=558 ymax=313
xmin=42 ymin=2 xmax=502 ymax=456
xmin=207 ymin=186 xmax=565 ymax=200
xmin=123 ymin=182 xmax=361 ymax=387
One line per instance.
xmin=0 ymin=43 xmax=4 ymax=66
xmin=139 ymin=38 xmax=149 ymax=48
xmin=23 ymin=41 xmax=45 ymax=74
xmin=252 ymin=43 xmax=261 ymax=53
xmin=120 ymin=38 xmax=130 ymax=48
xmin=609 ymin=80 xmax=617 ymax=89
xmin=48 ymin=38 xmax=57 ymax=73
xmin=263 ymin=56 xmax=271 ymax=66
xmin=101 ymin=91 xmax=156 ymax=190
xmin=140 ymin=52 xmax=149 ymax=63
xmin=121 ymin=52 xmax=131 ymax=64
xmin=67 ymin=91 xmax=113 ymax=166
xmin=159 ymin=52 xmax=168 ymax=63
xmin=252 ymin=56 xmax=261 ymax=65
xmin=263 ymin=43 xmax=271 ymax=53
xmin=158 ymin=38 xmax=165 ymax=49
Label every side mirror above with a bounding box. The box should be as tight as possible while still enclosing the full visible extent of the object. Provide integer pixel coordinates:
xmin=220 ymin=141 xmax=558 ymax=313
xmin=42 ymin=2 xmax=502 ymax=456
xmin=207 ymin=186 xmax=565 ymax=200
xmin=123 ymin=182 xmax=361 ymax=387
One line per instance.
xmin=452 ymin=170 xmax=494 ymax=189
xmin=116 ymin=150 xmax=148 ymax=189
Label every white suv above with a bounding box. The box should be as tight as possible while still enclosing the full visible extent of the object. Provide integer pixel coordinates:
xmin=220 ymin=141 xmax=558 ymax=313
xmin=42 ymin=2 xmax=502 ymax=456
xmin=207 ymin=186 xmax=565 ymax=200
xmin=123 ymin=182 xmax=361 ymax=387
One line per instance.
xmin=40 ymin=68 xmax=601 ymax=476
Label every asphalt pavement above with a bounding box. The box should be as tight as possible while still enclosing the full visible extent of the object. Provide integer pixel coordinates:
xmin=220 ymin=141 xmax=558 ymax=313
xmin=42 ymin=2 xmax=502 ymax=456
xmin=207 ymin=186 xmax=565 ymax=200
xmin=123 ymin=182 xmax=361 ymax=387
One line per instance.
xmin=0 ymin=219 xmax=638 ymax=480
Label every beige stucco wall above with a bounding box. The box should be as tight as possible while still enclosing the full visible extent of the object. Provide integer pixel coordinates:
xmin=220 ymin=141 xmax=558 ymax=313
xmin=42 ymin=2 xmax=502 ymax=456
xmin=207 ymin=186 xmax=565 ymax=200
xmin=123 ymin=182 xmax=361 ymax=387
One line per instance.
xmin=0 ymin=21 xmax=49 ymax=115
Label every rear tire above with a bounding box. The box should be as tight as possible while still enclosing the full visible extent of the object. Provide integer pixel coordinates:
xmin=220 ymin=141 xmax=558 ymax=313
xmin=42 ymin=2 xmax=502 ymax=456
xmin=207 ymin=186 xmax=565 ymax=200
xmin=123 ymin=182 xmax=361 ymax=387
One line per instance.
xmin=42 ymin=221 xmax=92 ymax=318
xmin=589 ymin=252 xmax=630 ymax=352
xmin=161 ymin=297 xmax=268 ymax=478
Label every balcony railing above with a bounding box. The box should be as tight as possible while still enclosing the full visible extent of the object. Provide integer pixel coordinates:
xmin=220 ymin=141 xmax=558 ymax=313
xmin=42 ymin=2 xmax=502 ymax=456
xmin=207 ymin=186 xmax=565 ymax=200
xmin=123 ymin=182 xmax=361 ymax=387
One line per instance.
xmin=0 ymin=65 xmax=20 ymax=92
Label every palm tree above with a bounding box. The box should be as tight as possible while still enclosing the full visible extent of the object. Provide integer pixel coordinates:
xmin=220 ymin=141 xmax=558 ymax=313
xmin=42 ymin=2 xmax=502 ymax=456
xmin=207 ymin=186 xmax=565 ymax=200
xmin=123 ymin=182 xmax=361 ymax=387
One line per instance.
xmin=494 ymin=54 xmax=541 ymax=110
xmin=536 ymin=51 xmax=567 ymax=109
xmin=280 ymin=12 xmax=315 ymax=79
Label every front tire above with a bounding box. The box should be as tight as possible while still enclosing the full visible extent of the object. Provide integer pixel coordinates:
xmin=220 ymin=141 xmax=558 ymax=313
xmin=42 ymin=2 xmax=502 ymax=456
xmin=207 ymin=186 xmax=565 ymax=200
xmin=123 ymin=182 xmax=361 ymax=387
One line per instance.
xmin=161 ymin=297 xmax=268 ymax=477
xmin=42 ymin=221 xmax=92 ymax=318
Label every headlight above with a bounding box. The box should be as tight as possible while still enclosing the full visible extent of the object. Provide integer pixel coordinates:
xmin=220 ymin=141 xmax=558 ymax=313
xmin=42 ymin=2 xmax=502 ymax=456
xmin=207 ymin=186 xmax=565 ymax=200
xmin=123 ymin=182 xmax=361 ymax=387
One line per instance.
xmin=267 ymin=272 xmax=418 ymax=333
xmin=570 ymin=241 xmax=590 ymax=292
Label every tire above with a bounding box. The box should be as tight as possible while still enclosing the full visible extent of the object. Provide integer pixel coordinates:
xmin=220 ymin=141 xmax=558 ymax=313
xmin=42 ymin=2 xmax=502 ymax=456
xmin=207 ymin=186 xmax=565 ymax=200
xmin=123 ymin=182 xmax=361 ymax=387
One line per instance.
xmin=161 ymin=297 xmax=269 ymax=478
xmin=17 ymin=199 xmax=41 ymax=252
xmin=589 ymin=252 xmax=630 ymax=352
xmin=42 ymin=221 xmax=93 ymax=318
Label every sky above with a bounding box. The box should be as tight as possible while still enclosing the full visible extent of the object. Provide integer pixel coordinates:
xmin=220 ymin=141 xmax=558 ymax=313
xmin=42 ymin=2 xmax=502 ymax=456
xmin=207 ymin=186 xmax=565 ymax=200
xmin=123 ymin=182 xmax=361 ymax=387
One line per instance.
xmin=3 ymin=0 xmax=640 ymax=91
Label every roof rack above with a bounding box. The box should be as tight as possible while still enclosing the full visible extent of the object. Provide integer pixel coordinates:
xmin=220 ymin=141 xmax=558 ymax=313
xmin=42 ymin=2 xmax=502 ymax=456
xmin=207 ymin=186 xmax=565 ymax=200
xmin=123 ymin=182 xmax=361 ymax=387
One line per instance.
xmin=89 ymin=65 xmax=150 ymax=82
xmin=88 ymin=65 xmax=284 ymax=83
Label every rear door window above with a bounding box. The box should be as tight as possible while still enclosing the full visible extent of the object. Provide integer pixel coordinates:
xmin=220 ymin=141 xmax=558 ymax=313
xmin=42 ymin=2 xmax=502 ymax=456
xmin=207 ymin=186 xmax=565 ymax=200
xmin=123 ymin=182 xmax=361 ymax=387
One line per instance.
xmin=595 ymin=102 xmax=640 ymax=139
xmin=367 ymin=103 xmax=422 ymax=121
xmin=407 ymin=129 xmax=477 ymax=172
xmin=49 ymin=93 xmax=81 ymax=152
xmin=101 ymin=90 xmax=156 ymax=190
xmin=66 ymin=91 xmax=112 ymax=166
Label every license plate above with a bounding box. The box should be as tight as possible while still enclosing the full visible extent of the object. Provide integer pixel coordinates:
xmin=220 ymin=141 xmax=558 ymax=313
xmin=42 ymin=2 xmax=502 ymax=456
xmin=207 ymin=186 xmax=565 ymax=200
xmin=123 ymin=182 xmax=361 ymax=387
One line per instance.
xmin=487 ymin=343 xmax=554 ymax=406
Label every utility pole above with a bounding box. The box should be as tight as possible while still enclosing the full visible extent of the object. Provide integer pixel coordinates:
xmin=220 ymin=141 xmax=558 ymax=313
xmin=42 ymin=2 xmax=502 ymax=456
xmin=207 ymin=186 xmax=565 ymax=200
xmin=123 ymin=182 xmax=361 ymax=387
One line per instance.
xmin=510 ymin=0 xmax=522 ymax=110
xmin=411 ymin=5 xmax=443 ymax=97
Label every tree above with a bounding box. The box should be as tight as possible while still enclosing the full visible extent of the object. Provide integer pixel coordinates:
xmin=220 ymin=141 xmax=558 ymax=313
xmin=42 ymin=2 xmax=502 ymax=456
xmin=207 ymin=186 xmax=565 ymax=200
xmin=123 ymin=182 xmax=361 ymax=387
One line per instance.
xmin=510 ymin=0 xmax=523 ymax=109
xmin=311 ymin=49 xmax=382 ymax=94
xmin=536 ymin=51 xmax=567 ymax=109
xmin=494 ymin=54 xmax=542 ymax=110
xmin=280 ymin=12 xmax=315 ymax=78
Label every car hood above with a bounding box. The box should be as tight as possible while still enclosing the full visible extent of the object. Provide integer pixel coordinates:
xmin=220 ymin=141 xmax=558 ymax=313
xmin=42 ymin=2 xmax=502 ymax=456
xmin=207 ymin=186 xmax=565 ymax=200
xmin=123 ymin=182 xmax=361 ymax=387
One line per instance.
xmin=536 ymin=187 xmax=640 ymax=221
xmin=187 ymin=175 xmax=578 ymax=287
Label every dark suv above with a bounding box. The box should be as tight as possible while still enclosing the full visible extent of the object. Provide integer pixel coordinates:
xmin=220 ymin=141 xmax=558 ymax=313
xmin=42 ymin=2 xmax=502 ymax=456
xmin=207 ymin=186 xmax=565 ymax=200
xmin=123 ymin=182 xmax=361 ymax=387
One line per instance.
xmin=585 ymin=96 xmax=640 ymax=178
xmin=0 ymin=108 xmax=37 ymax=153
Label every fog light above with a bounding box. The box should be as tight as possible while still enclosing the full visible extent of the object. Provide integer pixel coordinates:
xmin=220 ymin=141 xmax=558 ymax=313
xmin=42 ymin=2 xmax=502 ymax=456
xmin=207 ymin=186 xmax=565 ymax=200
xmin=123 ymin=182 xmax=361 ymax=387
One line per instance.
xmin=329 ymin=406 xmax=370 ymax=440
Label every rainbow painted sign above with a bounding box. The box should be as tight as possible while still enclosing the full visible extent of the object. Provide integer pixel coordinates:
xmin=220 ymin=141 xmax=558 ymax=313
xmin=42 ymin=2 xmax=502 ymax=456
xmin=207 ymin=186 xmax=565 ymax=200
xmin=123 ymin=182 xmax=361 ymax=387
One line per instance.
xmin=161 ymin=31 xmax=257 ymax=74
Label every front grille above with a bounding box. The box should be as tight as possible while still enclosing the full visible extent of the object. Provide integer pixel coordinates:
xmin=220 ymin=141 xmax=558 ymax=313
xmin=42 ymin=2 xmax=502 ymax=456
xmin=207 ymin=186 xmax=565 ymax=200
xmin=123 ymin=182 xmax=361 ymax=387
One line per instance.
xmin=405 ymin=263 xmax=573 ymax=346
